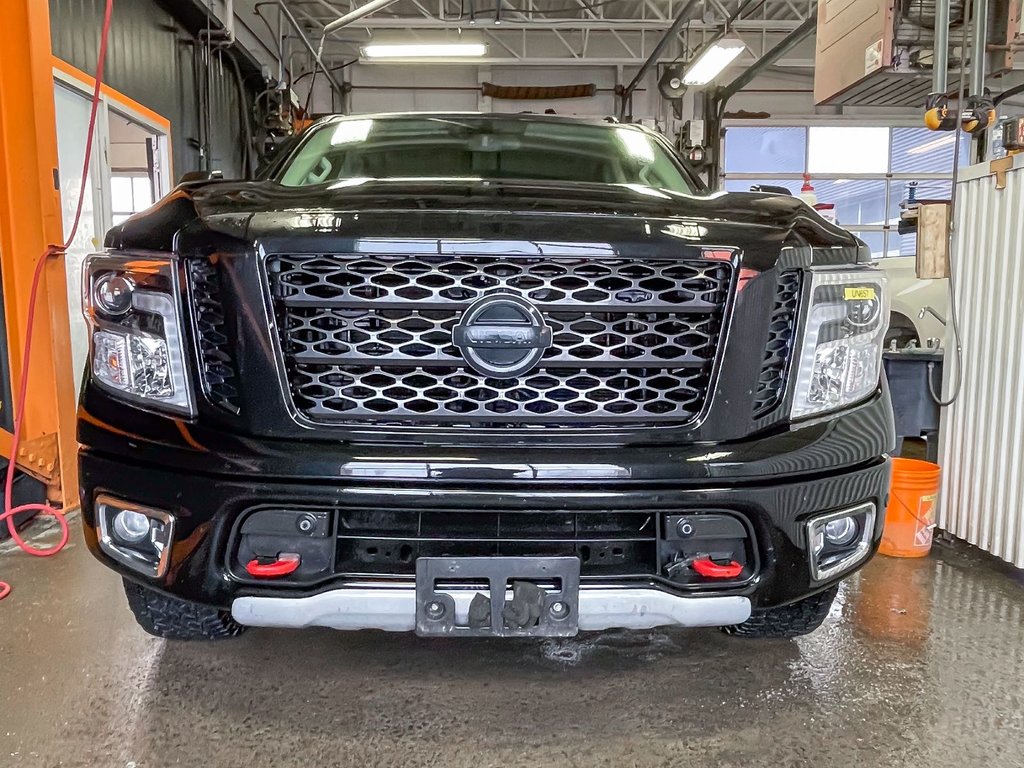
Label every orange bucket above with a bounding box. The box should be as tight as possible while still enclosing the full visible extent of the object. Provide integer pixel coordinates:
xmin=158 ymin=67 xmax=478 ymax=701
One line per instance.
xmin=879 ymin=458 xmax=942 ymax=558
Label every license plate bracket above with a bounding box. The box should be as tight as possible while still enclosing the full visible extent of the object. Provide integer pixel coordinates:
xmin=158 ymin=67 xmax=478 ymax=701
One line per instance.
xmin=415 ymin=556 xmax=580 ymax=637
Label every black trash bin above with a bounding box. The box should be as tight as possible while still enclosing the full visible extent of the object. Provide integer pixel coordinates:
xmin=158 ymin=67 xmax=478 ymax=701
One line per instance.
xmin=883 ymin=350 xmax=943 ymax=462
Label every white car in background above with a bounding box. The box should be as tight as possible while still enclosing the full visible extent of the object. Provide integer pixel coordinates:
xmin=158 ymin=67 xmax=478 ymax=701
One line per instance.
xmin=879 ymin=256 xmax=948 ymax=348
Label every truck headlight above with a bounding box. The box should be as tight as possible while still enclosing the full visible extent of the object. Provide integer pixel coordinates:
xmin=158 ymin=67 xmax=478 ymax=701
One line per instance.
xmin=790 ymin=270 xmax=889 ymax=419
xmin=83 ymin=254 xmax=194 ymax=416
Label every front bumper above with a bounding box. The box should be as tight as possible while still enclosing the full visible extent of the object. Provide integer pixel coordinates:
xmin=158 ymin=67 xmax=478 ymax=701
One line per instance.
xmin=232 ymin=587 xmax=753 ymax=632
xmin=79 ymin=392 xmax=894 ymax=623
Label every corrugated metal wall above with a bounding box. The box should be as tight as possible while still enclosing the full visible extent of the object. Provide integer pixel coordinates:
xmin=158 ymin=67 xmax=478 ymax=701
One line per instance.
xmin=938 ymin=154 xmax=1024 ymax=568
xmin=49 ymin=0 xmax=248 ymax=178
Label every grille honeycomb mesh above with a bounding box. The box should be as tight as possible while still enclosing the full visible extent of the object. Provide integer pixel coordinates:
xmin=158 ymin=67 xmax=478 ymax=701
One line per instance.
xmin=753 ymin=270 xmax=801 ymax=417
xmin=267 ymin=254 xmax=731 ymax=427
xmin=188 ymin=259 xmax=240 ymax=413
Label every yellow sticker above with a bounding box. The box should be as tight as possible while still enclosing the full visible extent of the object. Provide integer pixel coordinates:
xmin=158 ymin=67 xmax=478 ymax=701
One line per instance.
xmin=844 ymin=287 xmax=876 ymax=301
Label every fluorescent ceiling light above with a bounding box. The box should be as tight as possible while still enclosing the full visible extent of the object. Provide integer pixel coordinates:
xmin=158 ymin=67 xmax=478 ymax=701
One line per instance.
xmin=682 ymin=38 xmax=746 ymax=86
xmin=361 ymin=42 xmax=488 ymax=59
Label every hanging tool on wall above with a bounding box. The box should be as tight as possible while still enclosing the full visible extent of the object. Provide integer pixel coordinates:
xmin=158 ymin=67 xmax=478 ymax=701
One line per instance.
xmin=960 ymin=92 xmax=997 ymax=134
xmin=924 ymin=93 xmax=958 ymax=131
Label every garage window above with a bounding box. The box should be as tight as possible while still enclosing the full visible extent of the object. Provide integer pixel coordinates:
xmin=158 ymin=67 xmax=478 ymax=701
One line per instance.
xmin=110 ymin=173 xmax=154 ymax=225
xmin=723 ymin=125 xmax=968 ymax=258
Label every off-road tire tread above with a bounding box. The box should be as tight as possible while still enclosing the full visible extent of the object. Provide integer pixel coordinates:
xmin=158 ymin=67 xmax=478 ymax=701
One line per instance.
xmin=123 ymin=578 xmax=246 ymax=640
xmin=721 ymin=586 xmax=839 ymax=638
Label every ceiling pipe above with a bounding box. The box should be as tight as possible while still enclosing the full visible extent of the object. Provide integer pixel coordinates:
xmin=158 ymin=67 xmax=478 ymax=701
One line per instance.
xmin=968 ymin=0 xmax=989 ymax=96
xmin=276 ymin=1 xmax=345 ymax=96
xmin=199 ymin=0 xmax=236 ymax=46
xmin=323 ymin=0 xmax=406 ymax=36
xmin=223 ymin=0 xmax=235 ymax=44
xmin=932 ymin=0 xmax=950 ymax=93
xmin=717 ymin=13 xmax=818 ymax=102
xmin=619 ymin=0 xmax=702 ymax=119
xmin=701 ymin=13 xmax=818 ymax=184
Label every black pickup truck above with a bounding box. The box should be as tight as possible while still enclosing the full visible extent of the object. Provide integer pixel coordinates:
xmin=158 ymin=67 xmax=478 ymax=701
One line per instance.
xmin=79 ymin=113 xmax=893 ymax=640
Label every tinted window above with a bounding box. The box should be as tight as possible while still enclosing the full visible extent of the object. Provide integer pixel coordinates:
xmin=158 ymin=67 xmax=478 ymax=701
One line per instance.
xmin=277 ymin=116 xmax=694 ymax=193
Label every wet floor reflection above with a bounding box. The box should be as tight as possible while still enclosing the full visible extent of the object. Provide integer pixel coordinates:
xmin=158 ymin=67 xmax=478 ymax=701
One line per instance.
xmin=2 ymin=522 xmax=1023 ymax=767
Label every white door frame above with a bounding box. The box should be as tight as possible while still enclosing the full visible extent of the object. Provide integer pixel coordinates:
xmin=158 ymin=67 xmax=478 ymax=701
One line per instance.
xmin=52 ymin=65 xmax=173 ymax=235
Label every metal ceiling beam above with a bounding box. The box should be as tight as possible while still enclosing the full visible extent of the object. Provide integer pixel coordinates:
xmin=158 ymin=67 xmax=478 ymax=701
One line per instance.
xmin=619 ymin=0 xmax=701 ymax=116
xmin=718 ymin=12 xmax=817 ymax=100
xmin=290 ymin=0 xmax=811 ymax=20
xmin=349 ymin=55 xmax=814 ymax=65
xmin=276 ymin=1 xmax=346 ymax=94
xmin=324 ymin=0 xmax=406 ymax=34
xmin=304 ymin=18 xmax=807 ymax=31
xmin=701 ymin=12 xmax=818 ymax=182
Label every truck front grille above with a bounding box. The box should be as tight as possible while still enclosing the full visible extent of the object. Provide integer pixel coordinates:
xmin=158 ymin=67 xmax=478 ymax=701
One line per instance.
xmin=335 ymin=507 xmax=658 ymax=577
xmin=267 ymin=254 xmax=731 ymax=427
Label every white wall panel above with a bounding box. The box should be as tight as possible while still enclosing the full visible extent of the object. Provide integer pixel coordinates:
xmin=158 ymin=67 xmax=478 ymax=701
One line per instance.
xmin=337 ymin=63 xmax=664 ymax=121
xmin=938 ymin=153 xmax=1024 ymax=568
xmin=350 ymin=64 xmax=482 ymax=88
xmin=346 ymin=64 xmax=480 ymax=113
xmin=352 ymin=88 xmax=481 ymax=113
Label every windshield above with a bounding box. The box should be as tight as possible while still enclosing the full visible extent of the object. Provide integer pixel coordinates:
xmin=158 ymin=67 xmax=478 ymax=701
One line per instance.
xmin=276 ymin=116 xmax=695 ymax=194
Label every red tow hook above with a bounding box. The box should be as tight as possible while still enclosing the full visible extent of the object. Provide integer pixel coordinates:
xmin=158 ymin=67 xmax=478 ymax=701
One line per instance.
xmin=692 ymin=558 xmax=743 ymax=579
xmin=245 ymin=553 xmax=301 ymax=579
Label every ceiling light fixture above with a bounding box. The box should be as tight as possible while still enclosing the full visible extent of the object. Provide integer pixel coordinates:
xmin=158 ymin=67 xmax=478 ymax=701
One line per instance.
xmin=682 ymin=38 xmax=746 ymax=86
xmin=361 ymin=42 xmax=488 ymax=59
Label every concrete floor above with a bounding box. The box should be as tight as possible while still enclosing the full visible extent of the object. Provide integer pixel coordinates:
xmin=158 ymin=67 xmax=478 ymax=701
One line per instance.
xmin=2 ymin=517 xmax=1023 ymax=768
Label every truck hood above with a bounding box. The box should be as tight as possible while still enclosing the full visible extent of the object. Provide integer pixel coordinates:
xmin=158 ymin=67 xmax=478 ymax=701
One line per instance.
xmin=105 ymin=178 xmax=863 ymax=268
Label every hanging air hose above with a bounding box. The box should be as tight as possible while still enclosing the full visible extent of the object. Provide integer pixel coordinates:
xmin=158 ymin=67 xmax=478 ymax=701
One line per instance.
xmin=0 ymin=0 xmax=115 ymax=601
xmin=924 ymin=0 xmax=971 ymax=408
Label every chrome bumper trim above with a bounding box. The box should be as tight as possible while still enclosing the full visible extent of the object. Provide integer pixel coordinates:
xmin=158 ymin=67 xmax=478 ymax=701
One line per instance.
xmin=231 ymin=587 xmax=751 ymax=633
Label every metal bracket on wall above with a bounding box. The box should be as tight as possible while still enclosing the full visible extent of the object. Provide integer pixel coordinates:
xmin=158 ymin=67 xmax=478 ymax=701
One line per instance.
xmin=991 ymin=157 xmax=1014 ymax=190
xmin=16 ymin=433 xmax=60 ymax=497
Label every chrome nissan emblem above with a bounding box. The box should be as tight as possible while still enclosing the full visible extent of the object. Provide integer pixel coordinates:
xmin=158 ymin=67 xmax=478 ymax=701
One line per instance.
xmin=453 ymin=294 xmax=552 ymax=377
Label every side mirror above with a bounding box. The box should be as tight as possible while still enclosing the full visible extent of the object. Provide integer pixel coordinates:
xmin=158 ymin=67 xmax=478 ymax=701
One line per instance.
xmin=749 ymin=184 xmax=793 ymax=196
xmin=178 ymin=170 xmax=223 ymax=184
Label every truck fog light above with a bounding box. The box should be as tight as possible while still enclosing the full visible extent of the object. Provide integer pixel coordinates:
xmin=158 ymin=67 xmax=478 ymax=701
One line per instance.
xmin=112 ymin=509 xmax=151 ymax=543
xmin=824 ymin=516 xmax=858 ymax=546
xmin=806 ymin=502 xmax=876 ymax=582
xmin=812 ymin=529 xmax=825 ymax=556
xmin=96 ymin=495 xmax=175 ymax=579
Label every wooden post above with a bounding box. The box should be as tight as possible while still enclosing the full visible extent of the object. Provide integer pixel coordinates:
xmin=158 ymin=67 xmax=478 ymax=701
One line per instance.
xmin=916 ymin=202 xmax=952 ymax=280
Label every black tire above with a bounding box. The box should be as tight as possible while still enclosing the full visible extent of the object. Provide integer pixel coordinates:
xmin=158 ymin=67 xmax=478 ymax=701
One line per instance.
xmin=123 ymin=578 xmax=246 ymax=640
xmin=885 ymin=314 xmax=919 ymax=350
xmin=721 ymin=585 xmax=839 ymax=639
